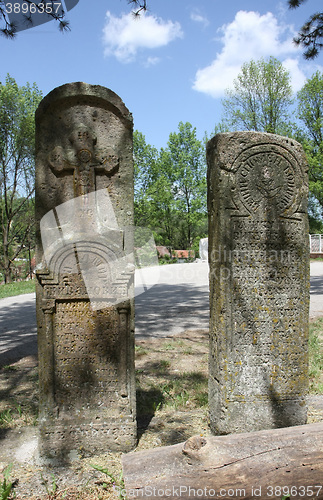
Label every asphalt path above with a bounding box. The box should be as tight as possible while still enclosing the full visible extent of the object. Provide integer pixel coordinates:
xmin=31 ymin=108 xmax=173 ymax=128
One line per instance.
xmin=0 ymin=261 xmax=322 ymax=366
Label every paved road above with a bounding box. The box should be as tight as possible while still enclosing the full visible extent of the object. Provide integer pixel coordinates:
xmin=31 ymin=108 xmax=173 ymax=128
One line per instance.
xmin=0 ymin=261 xmax=322 ymax=366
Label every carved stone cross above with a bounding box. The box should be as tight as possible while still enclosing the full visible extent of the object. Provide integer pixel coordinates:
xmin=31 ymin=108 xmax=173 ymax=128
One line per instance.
xmin=48 ymin=124 xmax=119 ymax=197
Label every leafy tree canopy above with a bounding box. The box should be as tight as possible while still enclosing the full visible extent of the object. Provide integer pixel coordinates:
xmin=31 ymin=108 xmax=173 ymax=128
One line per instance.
xmin=134 ymin=123 xmax=207 ymax=252
xmin=221 ymin=57 xmax=294 ymax=134
xmin=297 ymin=71 xmax=323 ymax=216
xmin=0 ymin=74 xmax=42 ymax=282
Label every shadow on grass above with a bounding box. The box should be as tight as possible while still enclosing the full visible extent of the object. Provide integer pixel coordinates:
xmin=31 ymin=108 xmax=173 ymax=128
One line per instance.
xmin=135 ymin=349 xmax=208 ymax=444
xmin=0 ymin=359 xmax=38 ymax=441
xmin=136 ymin=387 xmax=165 ymax=440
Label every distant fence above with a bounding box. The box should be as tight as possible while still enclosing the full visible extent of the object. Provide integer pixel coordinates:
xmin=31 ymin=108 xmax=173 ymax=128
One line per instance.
xmin=309 ymin=234 xmax=323 ymax=254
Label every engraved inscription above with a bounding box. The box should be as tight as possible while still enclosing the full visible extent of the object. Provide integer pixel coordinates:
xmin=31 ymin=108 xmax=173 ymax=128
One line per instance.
xmin=54 ymin=301 xmax=119 ymax=411
xmin=207 ymin=132 xmax=309 ymax=434
xmin=237 ymin=151 xmax=295 ymax=214
xmin=229 ymin=216 xmax=308 ymax=399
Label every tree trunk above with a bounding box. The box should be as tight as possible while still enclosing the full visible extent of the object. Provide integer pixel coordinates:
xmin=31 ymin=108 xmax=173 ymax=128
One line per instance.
xmin=122 ymin=422 xmax=323 ymax=499
xmin=3 ymin=224 xmax=12 ymax=283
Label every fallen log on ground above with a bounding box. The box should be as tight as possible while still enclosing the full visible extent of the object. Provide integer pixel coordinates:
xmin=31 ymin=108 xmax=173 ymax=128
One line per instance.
xmin=122 ymin=422 xmax=323 ymax=499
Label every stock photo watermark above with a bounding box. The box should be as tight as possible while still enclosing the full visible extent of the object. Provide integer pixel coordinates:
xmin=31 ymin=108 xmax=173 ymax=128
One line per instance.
xmin=39 ymin=189 xmax=160 ymax=309
xmin=4 ymin=0 xmax=79 ymax=33
xmin=114 ymin=484 xmax=323 ymax=498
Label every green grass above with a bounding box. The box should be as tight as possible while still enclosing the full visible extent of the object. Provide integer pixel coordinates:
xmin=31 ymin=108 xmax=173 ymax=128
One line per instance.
xmin=136 ymin=370 xmax=209 ymax=415
xmin=0 ymin=402 xmax=38 ymax=429
xmin=0 ymin=280 xmax=35 ymax=299
xmin=0 ymin=464 xmax=15 ymax=500
xmin=134 ymin=345 xmax=148 ymax=357
xmin=309 ymin=317 xmax=323 ymax=394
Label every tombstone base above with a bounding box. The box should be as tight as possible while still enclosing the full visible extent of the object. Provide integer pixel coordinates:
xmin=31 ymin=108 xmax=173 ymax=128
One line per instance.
xmin=39 ymin=417 xmax=136 ymax=462
xmin=209 ymin=377 xmax=307 ymax=435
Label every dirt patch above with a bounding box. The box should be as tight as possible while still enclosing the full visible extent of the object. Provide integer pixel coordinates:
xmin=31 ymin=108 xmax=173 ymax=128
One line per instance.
xmin=0 ymin=328 xmax=322 ymax=499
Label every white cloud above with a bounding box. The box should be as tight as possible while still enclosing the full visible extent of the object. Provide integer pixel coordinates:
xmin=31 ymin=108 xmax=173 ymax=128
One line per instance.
xmin=144 ymin=56 xmax=161 ymax=67
xmin=193 ymin=10 xmax=308 ymax=98
xmin=282 ymin=58 xmax=307 ymax=92
xmin=102 ymin=11 xmax=183 ymax=63
xmin=190 ymin=10 xmax=209 ymax=27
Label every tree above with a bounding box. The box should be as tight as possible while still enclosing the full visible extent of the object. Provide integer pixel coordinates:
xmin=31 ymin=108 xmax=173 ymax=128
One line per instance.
xmin=0 ymin=74 xmax=42 ymax=282
xmin=133 ymin=124 xmax=207 ymax=253
xmin=165 ymin=122 xmax=207 ymax=249
xmin=288 ymin=0 xmax=323 ymax=59
xmin=298 ymin=71 xmax=323 ymax=146
xmin=133 ymin=130 xmax=158 ymax=228
xmin=221 ymin=57 xmax=294 ymax=134
xmin=297 ymin=71 xmax=323 ymax=218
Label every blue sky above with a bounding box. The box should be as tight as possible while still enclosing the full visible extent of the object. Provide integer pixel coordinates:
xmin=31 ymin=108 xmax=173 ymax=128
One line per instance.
xmin=1 ymin=0 xmax=323 ymax=149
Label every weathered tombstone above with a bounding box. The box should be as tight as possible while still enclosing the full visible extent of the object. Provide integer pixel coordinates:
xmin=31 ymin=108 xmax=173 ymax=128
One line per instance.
xmin=207 ymin=132 xmax=310 ymax=435
xmin=35 ymin=83 xmax=136 ymax=461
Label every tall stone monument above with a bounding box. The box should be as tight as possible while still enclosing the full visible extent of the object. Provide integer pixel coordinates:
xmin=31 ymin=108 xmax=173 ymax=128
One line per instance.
xmin=35 ymin=83 xmax=136 ymax=460
xmin=207 ymin=132 xmax=310 ymax=435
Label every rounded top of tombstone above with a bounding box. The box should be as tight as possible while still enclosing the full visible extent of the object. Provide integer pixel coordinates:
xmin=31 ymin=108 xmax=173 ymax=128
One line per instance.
xmin=207 ymin=131 xmax=304 ymax=156
xmin=35 ymin=82 xmax=133 ymax=126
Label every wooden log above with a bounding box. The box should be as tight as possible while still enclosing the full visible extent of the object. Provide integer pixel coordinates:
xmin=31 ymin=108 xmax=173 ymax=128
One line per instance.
xmin=122 ymin=422 xmax=323 ymax=499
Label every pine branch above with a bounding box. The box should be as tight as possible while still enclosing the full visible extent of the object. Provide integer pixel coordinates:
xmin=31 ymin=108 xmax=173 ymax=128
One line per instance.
xmin=0 ymin=1 xmax=70 ymax=38
xmin=293 ymin=12 xmax=323 ymax=59
xmin=128 ymin=0 xmax=147 ymax=16
xmin=288 ymin=0 xmax=308 ymax=9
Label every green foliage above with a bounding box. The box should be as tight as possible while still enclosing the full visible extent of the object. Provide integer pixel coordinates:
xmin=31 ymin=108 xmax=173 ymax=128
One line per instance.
xmin=218 ymin=61 xmax=323 ymax=225
xmin=222 ymin=56 xmax=294 ymax=134
xmin=143 ymin=371 xmax=208 ymax=411
xmin=309 ymin=215 xmax=323 ymax=234
xmin=40 ymin=472 xmax=57 ymax=497
xmin=297 ymin=71 xmax=323 ymax=216
xmin=134 ymin=123 xmax=207 ymax=251
xmin=165 ymin=122 xmax=207 ymax=248
xmin=0 ymin=74 xmax=41 ymax=283
xmin=298 ymin=71 xmax=323 ymax=147
xmin=90 ymin=465 xmax=125 ymax=499
xmin=0 ymin=464 xmax=15 ymax=500
xmin=0 ymin=280 xmax=35 ymax=299
xmin=0 ymin=409 xmax=13 ymax=427
xmin=134 ymin=130 xmax=159 ymax=228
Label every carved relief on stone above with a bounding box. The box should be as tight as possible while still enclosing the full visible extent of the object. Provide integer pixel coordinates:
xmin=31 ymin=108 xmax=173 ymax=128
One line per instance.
xmin=229 ymin=144 xmax=302 ymax=217
xmin=48 ymin=124 xmax=119 ymax=196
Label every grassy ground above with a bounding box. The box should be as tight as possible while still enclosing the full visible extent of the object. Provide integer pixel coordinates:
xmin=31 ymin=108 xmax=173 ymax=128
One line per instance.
xmin=0 ymin=330 xmax=210 ymax=500
xmin=0 ymin=320 xmax=322 ymax=499
xmin=0 ymin=280 xmax=35 ymax=299
xmin=309 ymin=317 xmax=323 ymax=394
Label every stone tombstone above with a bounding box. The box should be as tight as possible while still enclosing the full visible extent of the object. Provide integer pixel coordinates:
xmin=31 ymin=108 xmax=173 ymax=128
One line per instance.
xmin=207 ymin=132 xmax=310 ymax=435
xmin=35 ymin=83 xmax=136 ymax=460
